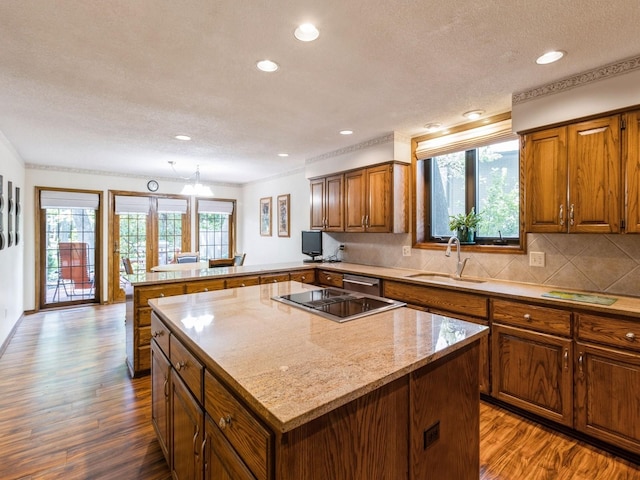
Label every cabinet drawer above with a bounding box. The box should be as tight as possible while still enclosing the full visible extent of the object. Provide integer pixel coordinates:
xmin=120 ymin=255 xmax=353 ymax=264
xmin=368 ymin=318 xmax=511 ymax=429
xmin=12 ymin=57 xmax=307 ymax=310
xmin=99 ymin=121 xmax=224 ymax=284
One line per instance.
xmin=384 ymin=280 xmax=487 ymax=319
xmin=259 ymin=273 xmax=290 ymax=284
xmin=317 ymin=270 xmax=343 ymax=288
xmin=578 ymin=313 xmax=640 ymax=351
xmin=289 ymin=270 xmax=316 ymax=284
xmin=151 ymin=313 xmax=170 ymax=356
xmin=185 ymin=278 xmax=225 ymax=293
xmin=170 ymin=336 xmax=203 ymax=402
xmin=137 ymin=284 xmax=185 ymax=306
xmin=492 ymin=299 xmax=572 ymax=337
xmin=139 ymin=326 xmax=151 ymax=347
xmin=226 ymin=276 xmax=260 ymax=288
xmin=205 ymin=371 xmax=272 ymax=480
xmin=137 ymin=307 xmax=152 ymax=327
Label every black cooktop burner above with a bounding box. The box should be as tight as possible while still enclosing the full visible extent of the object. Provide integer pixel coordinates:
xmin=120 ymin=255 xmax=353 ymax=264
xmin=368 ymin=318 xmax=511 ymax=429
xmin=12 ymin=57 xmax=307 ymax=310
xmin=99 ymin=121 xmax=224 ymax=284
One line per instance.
xmin=272 ymin=288 xmax=405 ymax=322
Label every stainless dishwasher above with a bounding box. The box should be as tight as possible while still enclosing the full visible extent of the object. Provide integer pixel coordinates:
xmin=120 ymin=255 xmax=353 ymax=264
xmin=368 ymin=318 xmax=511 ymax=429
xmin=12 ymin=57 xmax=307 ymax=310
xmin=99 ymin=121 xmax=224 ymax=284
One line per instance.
xmin=342 ymin=273 xmax=381 ymax=296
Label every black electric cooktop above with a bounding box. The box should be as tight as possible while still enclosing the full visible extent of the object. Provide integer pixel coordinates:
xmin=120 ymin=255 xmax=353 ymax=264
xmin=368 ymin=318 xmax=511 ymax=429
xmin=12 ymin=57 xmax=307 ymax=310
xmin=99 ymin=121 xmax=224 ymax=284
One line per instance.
xmin=272 ymin=288 xmax=405 ymax=322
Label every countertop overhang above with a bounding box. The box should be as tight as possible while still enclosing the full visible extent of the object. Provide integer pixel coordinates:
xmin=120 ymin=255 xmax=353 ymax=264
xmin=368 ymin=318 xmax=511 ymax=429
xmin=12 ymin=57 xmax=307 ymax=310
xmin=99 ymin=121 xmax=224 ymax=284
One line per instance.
xmin=150 ymin=281 xmax=488 ymax=433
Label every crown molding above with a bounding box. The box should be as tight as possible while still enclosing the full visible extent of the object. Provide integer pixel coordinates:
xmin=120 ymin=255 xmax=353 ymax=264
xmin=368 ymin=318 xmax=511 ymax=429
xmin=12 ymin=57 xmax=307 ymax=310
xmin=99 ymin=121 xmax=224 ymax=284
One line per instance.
xmin=241 ymin=166 xmax=306 ymax=187
xmin=305 ymin=133 xmax=395 ymax=165
xmin=25 ymin=163 xmax=242 ymax=187
xmin=513 ymin=54 xmax=640 ymax=105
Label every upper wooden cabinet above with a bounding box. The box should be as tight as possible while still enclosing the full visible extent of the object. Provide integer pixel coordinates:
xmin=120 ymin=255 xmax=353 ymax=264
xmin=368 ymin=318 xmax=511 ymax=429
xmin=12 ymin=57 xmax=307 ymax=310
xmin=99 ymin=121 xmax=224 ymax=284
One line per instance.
xmin=309 ymin=174 xmax=344 ymax=231
xmin=625 ymin=110 xmax=640 ymax=232
xmin=311 ymin=161 xmax=408 ymax=233
xmin=524 ymin=115 xmax=622 ymax=233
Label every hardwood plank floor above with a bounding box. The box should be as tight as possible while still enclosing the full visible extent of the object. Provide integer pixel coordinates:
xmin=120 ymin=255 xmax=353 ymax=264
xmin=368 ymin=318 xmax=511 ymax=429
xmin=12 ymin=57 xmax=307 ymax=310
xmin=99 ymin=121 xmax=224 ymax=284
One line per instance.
xmin=0 ymin=304 xmax=638 ymax=479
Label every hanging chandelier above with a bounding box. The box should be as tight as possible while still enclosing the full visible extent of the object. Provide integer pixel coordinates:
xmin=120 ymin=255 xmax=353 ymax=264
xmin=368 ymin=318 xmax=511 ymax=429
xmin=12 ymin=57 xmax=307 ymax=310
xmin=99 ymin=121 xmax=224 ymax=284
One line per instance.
xmin=169 ymin=162 xmax=213 ymax=196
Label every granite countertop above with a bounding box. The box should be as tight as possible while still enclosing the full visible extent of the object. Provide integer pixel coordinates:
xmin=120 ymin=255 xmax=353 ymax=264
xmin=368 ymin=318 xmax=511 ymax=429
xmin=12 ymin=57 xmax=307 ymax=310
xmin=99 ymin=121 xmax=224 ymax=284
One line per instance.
xmin=149 ymin=281 xmax=488 ymax=433
xmin=127 ymin=259 xmax=640 ymax=318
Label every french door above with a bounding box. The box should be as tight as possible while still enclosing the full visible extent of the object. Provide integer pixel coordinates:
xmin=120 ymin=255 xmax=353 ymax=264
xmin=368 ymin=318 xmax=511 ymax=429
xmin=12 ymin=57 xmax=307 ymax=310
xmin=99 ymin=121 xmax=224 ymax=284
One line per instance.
xmin=110 ymin=193 xmax=191 ymax=302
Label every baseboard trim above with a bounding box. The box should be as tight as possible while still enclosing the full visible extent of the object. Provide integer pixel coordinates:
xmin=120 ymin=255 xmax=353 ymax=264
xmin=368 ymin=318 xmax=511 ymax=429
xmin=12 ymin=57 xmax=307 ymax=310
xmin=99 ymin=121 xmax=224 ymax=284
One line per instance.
xmin=0 ymin=312 xmax=25 ymax=359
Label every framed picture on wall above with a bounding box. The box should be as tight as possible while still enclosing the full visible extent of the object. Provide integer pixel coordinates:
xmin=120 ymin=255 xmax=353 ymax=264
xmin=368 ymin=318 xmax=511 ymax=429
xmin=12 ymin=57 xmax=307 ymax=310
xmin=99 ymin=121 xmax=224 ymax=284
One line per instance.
xmin=277 ymin=194 xmax=290 ymax=237
xmin=260 ymin=197 xmax=272 ymax=236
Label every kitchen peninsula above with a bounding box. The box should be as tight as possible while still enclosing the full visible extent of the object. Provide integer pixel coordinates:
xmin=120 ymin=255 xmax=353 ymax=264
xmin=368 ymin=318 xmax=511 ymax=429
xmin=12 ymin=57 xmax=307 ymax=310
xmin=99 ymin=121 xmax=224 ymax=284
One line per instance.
xmin=149 ymin=281 xmax=488 ymax=479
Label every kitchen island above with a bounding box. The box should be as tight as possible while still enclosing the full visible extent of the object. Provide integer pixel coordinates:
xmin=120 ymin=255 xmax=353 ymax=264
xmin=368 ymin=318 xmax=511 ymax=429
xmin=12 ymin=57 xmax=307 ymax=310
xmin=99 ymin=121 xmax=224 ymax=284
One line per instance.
xmin=149 ymin=281 xmax=488 ymax=480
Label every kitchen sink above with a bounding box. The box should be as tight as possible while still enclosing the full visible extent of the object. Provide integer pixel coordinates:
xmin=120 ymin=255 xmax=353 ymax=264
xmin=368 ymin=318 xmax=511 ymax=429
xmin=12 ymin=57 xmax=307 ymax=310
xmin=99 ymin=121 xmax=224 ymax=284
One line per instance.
xmin=405 ymin=273 xmax=486 ymax=284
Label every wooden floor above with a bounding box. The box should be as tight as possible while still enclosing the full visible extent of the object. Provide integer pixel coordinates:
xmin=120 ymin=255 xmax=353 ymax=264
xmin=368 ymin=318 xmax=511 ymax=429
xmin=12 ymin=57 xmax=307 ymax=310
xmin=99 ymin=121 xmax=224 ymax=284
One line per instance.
xmin=1 ymin=304 xmax=638 ymax=479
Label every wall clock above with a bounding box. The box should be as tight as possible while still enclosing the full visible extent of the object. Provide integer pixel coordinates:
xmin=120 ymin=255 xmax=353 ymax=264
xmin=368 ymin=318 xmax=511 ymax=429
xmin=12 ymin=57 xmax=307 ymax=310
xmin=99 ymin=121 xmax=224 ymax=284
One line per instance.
xmin=147 ymin=180 xmax=159 ymax=192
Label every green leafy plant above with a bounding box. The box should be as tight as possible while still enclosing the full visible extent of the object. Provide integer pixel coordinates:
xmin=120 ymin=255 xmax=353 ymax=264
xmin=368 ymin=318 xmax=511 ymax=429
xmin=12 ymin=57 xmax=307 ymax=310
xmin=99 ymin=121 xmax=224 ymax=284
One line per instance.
xmin=448 ymin=208 xmax=481 ymax=232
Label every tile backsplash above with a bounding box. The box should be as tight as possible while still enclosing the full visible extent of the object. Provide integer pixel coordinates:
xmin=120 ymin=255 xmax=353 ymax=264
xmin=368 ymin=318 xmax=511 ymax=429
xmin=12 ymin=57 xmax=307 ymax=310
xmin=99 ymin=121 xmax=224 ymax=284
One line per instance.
xmin=324 ymin=233 xmax=640 ymax=298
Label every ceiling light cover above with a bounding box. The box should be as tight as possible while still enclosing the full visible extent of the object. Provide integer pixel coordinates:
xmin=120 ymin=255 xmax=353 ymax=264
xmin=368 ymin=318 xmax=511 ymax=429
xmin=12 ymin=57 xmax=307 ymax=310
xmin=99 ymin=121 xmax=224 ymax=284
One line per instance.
xmin=256 ymin=60 xmax=279 ymax=72
xmin=294 ymin=23 xmax=319 ymax=42
xmin=536 ymin=50 xmax=566 ymax=65
xmin=339 ymin=130 xmax=353 ymax=135
xmin=424 ymin=123 xmax=442 ymax=132
xmin=463 ymin=110 xmax=484 ymax=120
xmin=175 ymin=134 xmax=191 ymax=141
xmin=278 ymin=153 xmax=289 ymax=157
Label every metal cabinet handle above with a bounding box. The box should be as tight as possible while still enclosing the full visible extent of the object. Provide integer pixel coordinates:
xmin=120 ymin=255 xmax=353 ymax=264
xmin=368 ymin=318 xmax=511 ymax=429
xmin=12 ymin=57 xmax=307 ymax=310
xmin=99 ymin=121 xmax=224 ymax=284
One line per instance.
xmin=559 ymin=204 xmax=564 ymax=226
xmin=523 ymin=314 xmax=531 ymax=321
xmin=201 ymin=437 xmax=207 ymax=472
xmin=365 ymin=215 xmax=369 ymax=227
xmin=578 ymin=352 xmax=584 ymax=375
xmin=361 ymin=216 xmax=365 ymax=227
xmin=203 ymin=287 xmax=209 ymax=292
xmin=159 ymin=293 xmax=165 ymax=297
xmin=193 ymin=425 xmax=200 ymax=456
xmin=563 ymin=349 xmax=569 ymax=370
xmin=301 ymin=276 xmax=306 ymax=281
xmin=152 ymin=330 xmax=164 ymax=338
xmin=272 ymin=279 xmax=278 ymax=283
xmin=569 ymin=204 xmax=575 ymax=226
xmin=163 ymin=377 xmax=169 ymax=398
xmin=219 ymin=415 xmax=232 ymax=430
xmin=626 ymin=332 xmax=636 ymax=341
xmin=175 ymin=361 xmax=186 ymax=371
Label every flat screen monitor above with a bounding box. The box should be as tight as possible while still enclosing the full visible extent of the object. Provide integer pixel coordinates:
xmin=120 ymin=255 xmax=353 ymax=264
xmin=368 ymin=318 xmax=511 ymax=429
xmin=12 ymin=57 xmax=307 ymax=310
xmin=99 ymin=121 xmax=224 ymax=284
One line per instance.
xmin=301 ymin=230 xmax=323 ymax=263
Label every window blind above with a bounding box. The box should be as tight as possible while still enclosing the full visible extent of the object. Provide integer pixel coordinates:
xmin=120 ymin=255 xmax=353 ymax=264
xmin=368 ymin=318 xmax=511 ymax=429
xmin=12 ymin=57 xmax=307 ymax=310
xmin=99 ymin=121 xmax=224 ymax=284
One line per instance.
xmin=114 ymin=196 xmax=150 ymax=214
xmin=40 ymin=190 xmax=100 ymax=209
xmin=415 ymin=119 xmax=515 ymax=160
xmin=198 ymin=200 xmax=234 ymax=215
xmin=157 ymin=198 xmax=188 ymax=214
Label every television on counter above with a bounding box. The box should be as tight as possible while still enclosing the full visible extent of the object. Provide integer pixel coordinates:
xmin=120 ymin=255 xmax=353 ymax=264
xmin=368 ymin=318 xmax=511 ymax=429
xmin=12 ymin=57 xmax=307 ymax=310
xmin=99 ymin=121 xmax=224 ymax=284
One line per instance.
xmin=301 ymin=230 xmax=323 ymax=263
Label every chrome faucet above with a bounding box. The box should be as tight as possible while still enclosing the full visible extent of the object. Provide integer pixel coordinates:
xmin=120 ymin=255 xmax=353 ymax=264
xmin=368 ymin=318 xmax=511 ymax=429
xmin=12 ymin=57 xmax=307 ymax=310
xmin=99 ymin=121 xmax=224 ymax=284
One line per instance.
xmin=445 ymin=237 xmax=469 ymax=278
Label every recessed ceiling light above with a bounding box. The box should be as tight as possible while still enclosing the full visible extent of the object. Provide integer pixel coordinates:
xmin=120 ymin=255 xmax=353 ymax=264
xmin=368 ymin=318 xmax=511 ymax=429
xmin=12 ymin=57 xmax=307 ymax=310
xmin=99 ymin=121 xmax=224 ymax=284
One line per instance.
xmin=463 ymin=110 xmax=484 ymax=120
xmin=175 ymin=134 xmax=191 ymax=141
xmin=294 ymin=23 xmax=319 ymax=42
xmin=339 ymin=130 xmax=353 ymax=135
xmin=424 ymin=123 xmax=442 ymax=132
xmin=256 ymin=60 xmax=279 ymax=72
xmin=278 ymin=153 xmax=289 ymax=157
xmin=536 ymin=50 xmax=566 ymax=65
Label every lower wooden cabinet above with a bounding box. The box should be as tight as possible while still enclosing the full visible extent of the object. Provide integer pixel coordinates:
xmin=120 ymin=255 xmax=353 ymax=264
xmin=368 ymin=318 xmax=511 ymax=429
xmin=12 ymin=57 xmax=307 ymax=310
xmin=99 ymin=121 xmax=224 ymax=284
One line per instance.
xmin=205 ymin=414 xmax=257 ymax=480
xmin=574 ymin=342 xmax=640 ymax=455
xmin=171 ymin=370 xmax=204 ymax=480
xmin=491 ymin=324 xmax=573 ymax=427
xmin=151 ymin=340 xmax=171 ymax=464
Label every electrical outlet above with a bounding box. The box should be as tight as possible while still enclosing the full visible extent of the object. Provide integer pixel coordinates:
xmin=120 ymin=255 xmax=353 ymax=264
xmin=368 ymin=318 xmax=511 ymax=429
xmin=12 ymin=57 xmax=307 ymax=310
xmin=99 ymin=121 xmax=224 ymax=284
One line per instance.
xmin=529 ymin=251 xmax=546 ymax=267
xmin=402 ymin=246 xmax=411 ymax=257
xmin=339 ymin=244 xmax=345 ymax=251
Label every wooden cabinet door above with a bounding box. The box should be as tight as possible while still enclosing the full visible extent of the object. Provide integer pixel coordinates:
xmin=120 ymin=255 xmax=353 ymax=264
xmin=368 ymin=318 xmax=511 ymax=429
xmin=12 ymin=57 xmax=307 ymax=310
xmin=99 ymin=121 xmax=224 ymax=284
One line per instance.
xmin=309 ymin=178 xmax=325 ymax=230
xmin=524 ymin=127 xmax=568 ymax=232
xmin=364 ymin=164 xmax=392 ymax=232
xmin=568 ymin=116 xmax=621 ymax=233
xmin=151 ymin=340 xmax=171 ymax=464
xmin=491 ymin=324 xmax=573 ymax=426
xmin=625 ymin=110 xmax=640 ymax=232
xmin=344 ymin=169 xmax=366 ymax=232
xmin=324 ymin=174 xmax=344 ymax=231
xmin=171 ymin=372 xmax=204 ymax=480
xmin=204 ymin=415 xmax=257 ymax=480
xmin=575 ymin=342 xmax=640 ymax=455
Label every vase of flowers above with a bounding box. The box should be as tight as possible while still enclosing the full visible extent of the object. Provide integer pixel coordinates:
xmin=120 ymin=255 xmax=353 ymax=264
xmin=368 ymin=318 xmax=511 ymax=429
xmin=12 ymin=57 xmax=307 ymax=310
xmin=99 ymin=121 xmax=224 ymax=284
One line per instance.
xmin=448 ymin=208 xmax=481 ymax=243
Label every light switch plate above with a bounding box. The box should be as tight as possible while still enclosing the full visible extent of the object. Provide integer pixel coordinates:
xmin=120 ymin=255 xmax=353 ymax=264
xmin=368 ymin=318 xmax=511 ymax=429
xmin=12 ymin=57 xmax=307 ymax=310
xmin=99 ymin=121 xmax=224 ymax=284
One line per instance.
xmin=529 ymin=251 xmax=546 ymax=267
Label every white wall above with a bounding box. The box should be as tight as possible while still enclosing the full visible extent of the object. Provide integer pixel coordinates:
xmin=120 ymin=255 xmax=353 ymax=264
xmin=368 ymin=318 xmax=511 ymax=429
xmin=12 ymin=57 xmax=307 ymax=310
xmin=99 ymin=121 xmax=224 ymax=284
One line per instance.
xmin=24 ymin=167 xmax=242 ymax=310
xmin=240 ymin=169 xmax=310 ymax=265
xmin=0 ymin=133 xmax=25 ymax=349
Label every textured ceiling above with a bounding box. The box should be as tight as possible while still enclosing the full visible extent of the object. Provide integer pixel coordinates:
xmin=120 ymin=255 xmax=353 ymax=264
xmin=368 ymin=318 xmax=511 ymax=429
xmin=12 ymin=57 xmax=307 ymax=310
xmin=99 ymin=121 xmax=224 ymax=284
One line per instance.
xmin=0 ymin=1 xmax=639 ymax=185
